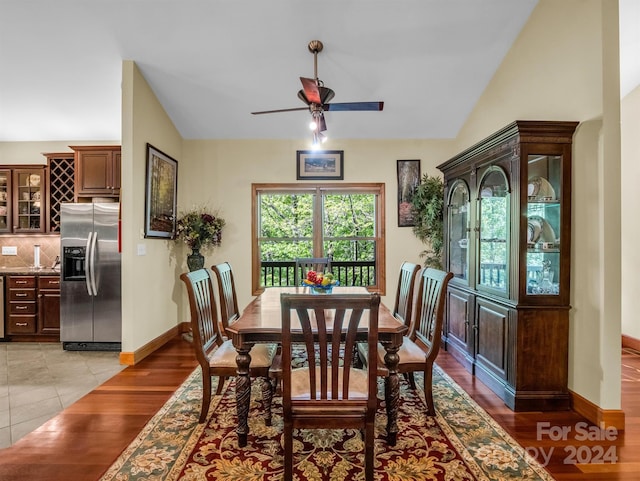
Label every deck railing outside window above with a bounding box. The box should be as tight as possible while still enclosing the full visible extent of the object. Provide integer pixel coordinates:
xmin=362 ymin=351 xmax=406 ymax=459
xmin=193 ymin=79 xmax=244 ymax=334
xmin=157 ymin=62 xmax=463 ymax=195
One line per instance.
xmin=261 ymin=261 xmax=376 ymax=287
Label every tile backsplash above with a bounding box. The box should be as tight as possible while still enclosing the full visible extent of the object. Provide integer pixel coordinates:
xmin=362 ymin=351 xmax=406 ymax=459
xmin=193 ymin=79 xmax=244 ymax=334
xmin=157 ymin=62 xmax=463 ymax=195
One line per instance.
xmin=0 ymin=236 xmax=60 ymax=268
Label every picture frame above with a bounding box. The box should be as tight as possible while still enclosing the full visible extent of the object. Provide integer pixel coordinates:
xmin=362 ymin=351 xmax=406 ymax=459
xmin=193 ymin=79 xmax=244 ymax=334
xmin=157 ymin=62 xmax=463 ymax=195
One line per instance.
xmin=144 ymin=143 xmax=178 ymax=239
xmin=397 ymin=159 xmax=421 ymax=227
xmin=296 ymin=150 xmax=344 ymax=180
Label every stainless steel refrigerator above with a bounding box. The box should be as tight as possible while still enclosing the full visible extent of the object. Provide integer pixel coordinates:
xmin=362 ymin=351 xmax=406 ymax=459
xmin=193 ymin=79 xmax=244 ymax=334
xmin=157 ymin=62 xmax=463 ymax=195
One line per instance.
xmin=60 ymin=203 xmax=121 ymax=350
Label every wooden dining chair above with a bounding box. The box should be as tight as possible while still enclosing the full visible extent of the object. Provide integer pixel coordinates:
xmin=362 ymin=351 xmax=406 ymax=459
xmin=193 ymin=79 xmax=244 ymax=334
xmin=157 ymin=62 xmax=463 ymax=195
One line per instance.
xmin=180 ymin=268 xmax=278 ymax=424
xmin=356 ymin=261 xmax=418 ymax=371
xmin=294 ymin=257 xmax=332 ymax=285
xmin=359 ymin=267 xmax=452 ymax=416
xmin=211 ymin=262 xmax=240 ymax=338
xmin=280 ymin=292 xmax=380 ymax=481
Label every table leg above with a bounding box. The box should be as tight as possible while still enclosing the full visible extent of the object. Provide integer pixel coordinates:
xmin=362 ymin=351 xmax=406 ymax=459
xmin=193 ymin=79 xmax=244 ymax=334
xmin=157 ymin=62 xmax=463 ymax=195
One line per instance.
xmin=235 ymin=345 xmax=252 ymax=447
xmin=383 ymin=343 xmax=401 ymax=446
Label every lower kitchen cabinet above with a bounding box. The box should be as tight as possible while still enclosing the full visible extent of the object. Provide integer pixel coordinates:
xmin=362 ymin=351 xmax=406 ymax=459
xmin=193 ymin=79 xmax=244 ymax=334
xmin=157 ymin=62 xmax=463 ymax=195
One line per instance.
xmin=5 ymin=274 xmax=60 ymax=341
xmin=38 ymin=276 xmax=60 ymax=336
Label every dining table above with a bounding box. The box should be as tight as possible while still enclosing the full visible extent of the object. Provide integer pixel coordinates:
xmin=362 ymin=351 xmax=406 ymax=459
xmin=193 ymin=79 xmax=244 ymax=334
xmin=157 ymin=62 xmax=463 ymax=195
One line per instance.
xmin=226 ymin=286 xmax=408 ymax=448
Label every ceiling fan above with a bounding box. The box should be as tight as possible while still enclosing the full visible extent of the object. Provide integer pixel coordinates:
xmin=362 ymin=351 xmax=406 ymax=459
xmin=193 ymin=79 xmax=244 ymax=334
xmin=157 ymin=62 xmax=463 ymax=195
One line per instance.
xmin=251 ymin=40 xmax=384 ymax=145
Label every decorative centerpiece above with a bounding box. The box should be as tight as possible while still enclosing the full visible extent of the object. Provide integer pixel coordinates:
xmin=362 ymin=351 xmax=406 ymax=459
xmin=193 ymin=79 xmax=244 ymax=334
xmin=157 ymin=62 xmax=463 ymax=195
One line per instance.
xmin=176 ymin=206 xmax=225 ymax=271
xmin=301 ymin=270 xmax=339 ymax=294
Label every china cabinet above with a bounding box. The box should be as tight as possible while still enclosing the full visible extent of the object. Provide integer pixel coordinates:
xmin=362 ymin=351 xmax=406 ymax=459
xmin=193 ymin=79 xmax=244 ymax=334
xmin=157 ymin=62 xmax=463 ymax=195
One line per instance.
xmin=438 ymin=120 xmax=578 ymax=411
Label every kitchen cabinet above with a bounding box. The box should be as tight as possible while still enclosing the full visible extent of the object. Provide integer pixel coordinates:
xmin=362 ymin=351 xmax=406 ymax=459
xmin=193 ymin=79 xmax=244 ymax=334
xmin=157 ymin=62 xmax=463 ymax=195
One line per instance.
xmin=4 ymin=274 xmax=60 ymax=340
xmin=38 ymin=276 xmax=61 ymax=336
xmin=438 ymin=120 xmax=578 ymax=411
xmin=72 ymin=146 xmax=121 ymax=198
xmin=0 ymin=169 xmax=11 ymax=233
xmin=0 ymin=167 xmax=46 ymax=233
xmin=44 ymin=152 xmax=75 ymax=232
xmin=6 ymin=276 xmax=37 ymax=335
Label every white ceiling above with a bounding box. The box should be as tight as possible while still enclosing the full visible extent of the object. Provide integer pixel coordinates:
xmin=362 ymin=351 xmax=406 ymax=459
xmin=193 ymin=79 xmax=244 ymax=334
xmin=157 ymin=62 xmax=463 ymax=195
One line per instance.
xmin=0 ymin=1 xmax=638 ymax=143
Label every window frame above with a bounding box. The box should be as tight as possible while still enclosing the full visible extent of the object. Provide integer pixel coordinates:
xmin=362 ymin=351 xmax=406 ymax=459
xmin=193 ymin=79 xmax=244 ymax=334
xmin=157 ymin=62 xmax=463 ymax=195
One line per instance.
xmin=252 ymin=183 xmax=386 ymax=295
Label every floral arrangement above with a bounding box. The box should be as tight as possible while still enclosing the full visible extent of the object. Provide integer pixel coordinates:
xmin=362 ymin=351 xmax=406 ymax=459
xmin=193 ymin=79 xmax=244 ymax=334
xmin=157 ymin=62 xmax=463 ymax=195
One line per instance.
xmin=302 ymin=270 xmax=339 ymax=293
xmin=176 ymin=206 xmax=225 ymax=251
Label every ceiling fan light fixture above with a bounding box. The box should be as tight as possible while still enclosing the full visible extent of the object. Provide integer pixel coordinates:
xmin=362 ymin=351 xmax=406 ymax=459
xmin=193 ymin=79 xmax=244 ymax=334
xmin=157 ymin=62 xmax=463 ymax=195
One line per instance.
xmin=309 ymin=120 xmax=318 ymax=130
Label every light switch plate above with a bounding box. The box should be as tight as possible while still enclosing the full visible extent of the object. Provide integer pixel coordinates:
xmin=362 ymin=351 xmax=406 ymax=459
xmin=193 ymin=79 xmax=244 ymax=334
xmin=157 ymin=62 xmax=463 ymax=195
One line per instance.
xmin=2 ymin=246 xmax=17 ymax=255
xmin=137 ymin=243 xmax=146 ymax=256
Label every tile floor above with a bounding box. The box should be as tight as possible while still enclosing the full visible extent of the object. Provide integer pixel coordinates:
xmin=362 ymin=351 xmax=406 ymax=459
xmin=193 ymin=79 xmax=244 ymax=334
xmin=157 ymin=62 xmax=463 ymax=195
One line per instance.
xmin=0 ymin=342 xmax=125 ymax=448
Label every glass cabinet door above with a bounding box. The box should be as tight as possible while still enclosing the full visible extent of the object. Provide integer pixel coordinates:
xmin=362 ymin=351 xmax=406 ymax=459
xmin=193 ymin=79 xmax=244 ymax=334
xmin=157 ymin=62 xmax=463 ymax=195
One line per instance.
xmin=526 ymin=155 xmax=562 ymax=296
xmin=0 ymin=170 xmax=10 ymax=232
xmin=447 ymin=180 xmax=470 ymax=282
xmin=477 ymin=167 xmax=509 ymax=293
xmin=13 ymin=170 xmax=44 ymax=233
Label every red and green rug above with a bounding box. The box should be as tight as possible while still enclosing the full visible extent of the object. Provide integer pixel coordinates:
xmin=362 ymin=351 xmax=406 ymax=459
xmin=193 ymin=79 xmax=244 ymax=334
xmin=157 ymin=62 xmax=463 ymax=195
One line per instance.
xmin=100 ymin=365 xmax=555 ymax=480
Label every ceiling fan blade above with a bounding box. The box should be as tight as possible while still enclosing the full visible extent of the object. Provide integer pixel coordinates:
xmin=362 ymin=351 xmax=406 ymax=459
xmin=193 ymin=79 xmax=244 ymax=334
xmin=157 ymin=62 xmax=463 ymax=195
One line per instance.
xmin=324 ymin=101 xmax=384 ymax=112
xmin=251 ymin=107 xmax=309 ymax=115
xmin=300 ymin=77 xmax=322 ymax=104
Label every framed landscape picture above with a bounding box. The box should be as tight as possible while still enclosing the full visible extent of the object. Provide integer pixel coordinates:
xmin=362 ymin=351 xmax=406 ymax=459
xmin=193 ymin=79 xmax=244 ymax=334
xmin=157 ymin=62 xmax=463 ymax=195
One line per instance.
xmin=397 ymin=159 xmax=421 ymax=227
xmin=144 ymin=143 xmax=178 ymax=238
xmin=296 ymin=150 xmax=344 ymax=180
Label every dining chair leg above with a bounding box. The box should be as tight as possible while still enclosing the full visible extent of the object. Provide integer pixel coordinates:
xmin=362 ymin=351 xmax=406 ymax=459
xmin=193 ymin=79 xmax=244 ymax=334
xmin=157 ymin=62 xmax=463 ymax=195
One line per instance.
xmin=200 ymin=372 xmax=212 ymax=423
xmin=261 ymin=377 xmax=273 ymax=426
xmin=424 ymin=364 xmax=435 ymax=416
xmin=284 ymin=422 xmax=294 ymax=480
xmin=406 ymin=372 xmax=417 ymax=390
xmin=364 ymin=422 xmax=375 ymax=481
xmin=215 ymin=376 xmax=226 ymax=395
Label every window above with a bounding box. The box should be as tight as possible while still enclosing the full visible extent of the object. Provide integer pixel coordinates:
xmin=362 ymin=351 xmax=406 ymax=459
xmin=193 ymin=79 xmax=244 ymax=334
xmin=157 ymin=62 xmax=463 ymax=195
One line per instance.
xmin=252 ymin=183 xmax=386 ymax=295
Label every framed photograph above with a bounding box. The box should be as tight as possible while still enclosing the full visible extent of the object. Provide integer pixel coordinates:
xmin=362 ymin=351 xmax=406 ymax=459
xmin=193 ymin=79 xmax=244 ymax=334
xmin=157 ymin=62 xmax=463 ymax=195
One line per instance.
xmin=397 ymin=159 xmax=421 ymax=227
xmin=296 ymin=150 xmax=344 ymax=180
xmin=144 ymin=143 xmax=178 ymax=239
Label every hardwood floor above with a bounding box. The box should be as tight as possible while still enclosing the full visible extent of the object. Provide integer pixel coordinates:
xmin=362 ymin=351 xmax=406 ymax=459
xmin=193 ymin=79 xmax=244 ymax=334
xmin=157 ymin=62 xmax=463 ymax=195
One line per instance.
xmin=0 ymin=337 xmax=638 ymax=480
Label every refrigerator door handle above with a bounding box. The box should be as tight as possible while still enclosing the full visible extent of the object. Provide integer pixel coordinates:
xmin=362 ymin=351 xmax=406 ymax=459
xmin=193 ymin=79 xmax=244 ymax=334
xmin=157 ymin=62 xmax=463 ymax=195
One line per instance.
xmin=89 ymin=231 xmax=99 ymax=296
xmin=85 ymin=231 xmax=94 ymax=296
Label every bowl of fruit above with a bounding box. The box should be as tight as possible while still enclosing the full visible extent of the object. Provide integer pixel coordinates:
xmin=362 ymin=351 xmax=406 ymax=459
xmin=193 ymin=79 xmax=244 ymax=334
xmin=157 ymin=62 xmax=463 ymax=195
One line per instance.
xmin=301 ymin=270 xmax=339 ymax=294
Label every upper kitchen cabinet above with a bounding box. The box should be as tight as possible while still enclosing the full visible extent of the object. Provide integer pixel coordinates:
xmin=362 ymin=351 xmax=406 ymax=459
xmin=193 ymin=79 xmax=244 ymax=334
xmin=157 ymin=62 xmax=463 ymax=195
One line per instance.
xmin=13 ymin=168 xmax=46 ymax=233
xmin=0 ymin=169 xmax=11 ymax=233
xmin=438 ymin=120 xmax=578 ymax=411
xmin=72 ymin=146 xmax=121 ymax=199
xmin=44 ymin=153 xmax=75 ymax=233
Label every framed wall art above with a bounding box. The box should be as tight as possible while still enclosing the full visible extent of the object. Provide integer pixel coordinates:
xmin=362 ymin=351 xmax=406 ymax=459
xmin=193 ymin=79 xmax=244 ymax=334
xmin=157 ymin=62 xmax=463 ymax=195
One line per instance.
xmin=397 ymin=159 xmax=421 ymax=227
xmin=144 ymin=143 xmax=178 ymax=239
xmin=296 ymin=150 xmax=344 ymax=180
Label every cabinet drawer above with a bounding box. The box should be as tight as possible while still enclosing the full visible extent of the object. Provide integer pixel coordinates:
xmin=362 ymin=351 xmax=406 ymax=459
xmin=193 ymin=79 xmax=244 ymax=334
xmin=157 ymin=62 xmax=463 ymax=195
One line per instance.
xmin=8 ymin=276 xmax=36 ymax=288
xmin=9 ymin=302 xmax=36 ymax=315
xmin=7 ymin=315 xmax=37 ymax=334
xmin=9 ymin=289 xmax=36 ymax=301
xmin=39 ymin=276 xmax=61 ymax=289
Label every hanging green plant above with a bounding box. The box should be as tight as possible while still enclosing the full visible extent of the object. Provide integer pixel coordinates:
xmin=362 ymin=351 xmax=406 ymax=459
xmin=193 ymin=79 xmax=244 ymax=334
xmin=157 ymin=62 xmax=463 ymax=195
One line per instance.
xmin=410 ymin=173 xmax=445 ymax=269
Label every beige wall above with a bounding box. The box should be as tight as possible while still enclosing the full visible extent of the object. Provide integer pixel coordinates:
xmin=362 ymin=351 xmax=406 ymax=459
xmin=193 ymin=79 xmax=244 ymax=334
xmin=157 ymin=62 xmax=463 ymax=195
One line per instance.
xmin=455 ymin=0 xmax=622 ymax=409
xmin=621 ymin=84 xmax=640 ymax=339
xmin=120 ymin=61 xmax=184 ymax=352
xmin=180 ymin=139 xmax=454 ymax=312
xmin=0 ymin=141 xmax=118 ymax=165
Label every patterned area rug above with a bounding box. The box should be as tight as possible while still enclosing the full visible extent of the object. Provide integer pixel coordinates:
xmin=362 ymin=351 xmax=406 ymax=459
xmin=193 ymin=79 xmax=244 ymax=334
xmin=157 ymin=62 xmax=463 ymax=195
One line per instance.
xmin=100 ymin=365 xmax=555 ymax=481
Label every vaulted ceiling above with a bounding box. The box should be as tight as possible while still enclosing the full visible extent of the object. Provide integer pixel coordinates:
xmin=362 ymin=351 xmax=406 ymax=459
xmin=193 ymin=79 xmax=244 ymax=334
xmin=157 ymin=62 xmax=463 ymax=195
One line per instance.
xmin=1 ymin=1 xmax=638 ymax=142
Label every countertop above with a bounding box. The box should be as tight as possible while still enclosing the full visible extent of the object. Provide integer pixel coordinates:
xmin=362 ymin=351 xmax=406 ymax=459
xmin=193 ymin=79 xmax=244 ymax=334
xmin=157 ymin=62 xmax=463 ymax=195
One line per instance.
xmin=0 ymin=267 xmax=60 ymax=275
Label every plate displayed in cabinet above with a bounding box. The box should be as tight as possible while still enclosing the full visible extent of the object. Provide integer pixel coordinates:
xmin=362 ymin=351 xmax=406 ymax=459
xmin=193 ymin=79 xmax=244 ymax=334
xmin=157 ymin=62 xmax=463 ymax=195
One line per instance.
xmin=528 ymin=215 xmax=556 ymax=243
xmin=528 ymin=176 xmax=556 ymax=201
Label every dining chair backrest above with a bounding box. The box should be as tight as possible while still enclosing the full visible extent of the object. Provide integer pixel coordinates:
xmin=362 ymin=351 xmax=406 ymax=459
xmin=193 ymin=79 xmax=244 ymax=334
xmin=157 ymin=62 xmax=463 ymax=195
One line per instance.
xmin=412 ymin=267 xmax=454 ymax=361
xmin=280 ymin=292 xmax=380 ymax=481
xmin=211 ymin=262 xmax=240 ymax=336
xmin=394 ymin=262 xmax=420 ymax=329
xmin=294 ymin=257 xmax=332 ymax=285
xmin=180 ymin=268 xmax=223 ymax=368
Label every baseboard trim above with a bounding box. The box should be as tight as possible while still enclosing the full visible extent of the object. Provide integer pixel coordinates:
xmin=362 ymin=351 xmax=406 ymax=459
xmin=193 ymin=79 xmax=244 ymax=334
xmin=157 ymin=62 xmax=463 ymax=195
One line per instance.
xmin=570 ymin=389 xmax=625 ymax=431
xmin=622 ymin=334 xmax=640 ymax=352
xmin=119 ymin=322 xmax=191 ymax=365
